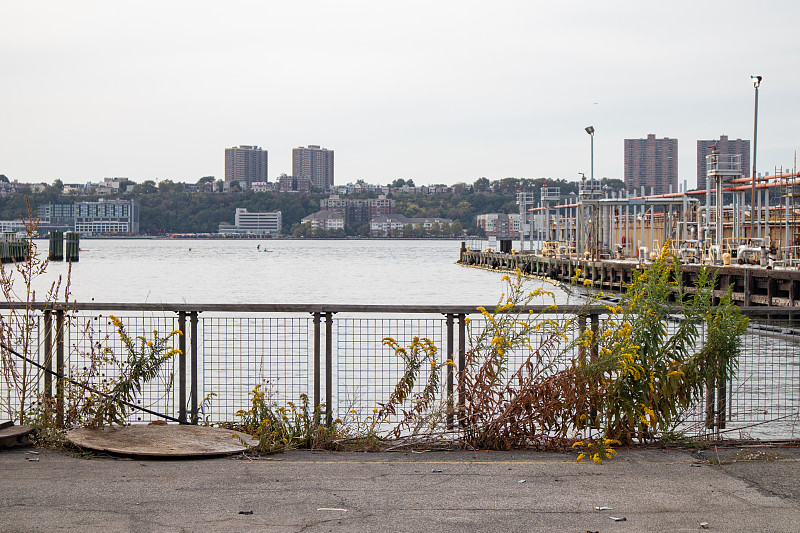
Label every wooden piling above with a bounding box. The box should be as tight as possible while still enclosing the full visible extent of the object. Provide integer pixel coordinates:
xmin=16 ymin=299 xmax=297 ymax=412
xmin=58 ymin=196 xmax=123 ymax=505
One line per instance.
xmin=49 ymin=231 xmax=64 ymax=261
xmin=65 ymin=232 xmax=80 ymax=262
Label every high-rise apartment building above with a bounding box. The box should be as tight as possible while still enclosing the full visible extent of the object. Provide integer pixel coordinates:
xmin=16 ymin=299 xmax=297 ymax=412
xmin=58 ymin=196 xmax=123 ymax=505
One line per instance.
xmin=696 ymin=135 xmax=750 ymax=190
xmin=224 ymin=145 xmax=268 ymax=187
xmin=624 ymin=134 xmax=678 ymax=195
xmin=292 ymin=145 xmax=334 ymax=191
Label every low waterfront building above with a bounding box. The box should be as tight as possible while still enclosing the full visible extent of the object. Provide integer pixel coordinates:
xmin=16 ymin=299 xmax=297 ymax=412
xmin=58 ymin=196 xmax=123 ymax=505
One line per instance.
xmin=75 ymin=199 xmax=139 ymax=235
xmin=320 ymin=194 xmax=394 ymax=227
xmin=219 ymin=208 xmax=282 ymax=236
xmin=38 ymin=199 xmax=139 ymax=235
xmin=300 ymin=210 xmax=345 ymax=231
xmin=0 ymin=220 xmax=28 ymax=235
xmin=370 ymin=214 xmax=453 ymax=237
xmin=476 ymin=213 xmax=521 ymax=239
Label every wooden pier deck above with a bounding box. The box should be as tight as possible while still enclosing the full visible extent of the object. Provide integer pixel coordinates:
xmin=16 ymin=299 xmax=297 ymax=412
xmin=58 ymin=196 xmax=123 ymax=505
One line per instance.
xmin=458 ymin=248 xmax=800 ymax=308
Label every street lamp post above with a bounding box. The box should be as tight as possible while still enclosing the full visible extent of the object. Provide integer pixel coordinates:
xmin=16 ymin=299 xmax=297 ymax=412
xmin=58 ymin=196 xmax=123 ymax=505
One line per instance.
xmin=585 ymin=126 xmax=596 ymax=258
xmin=585 ymin=126 xmax=595 ymax=185
xmin=750 ymin=76 xmax=761 ymax=241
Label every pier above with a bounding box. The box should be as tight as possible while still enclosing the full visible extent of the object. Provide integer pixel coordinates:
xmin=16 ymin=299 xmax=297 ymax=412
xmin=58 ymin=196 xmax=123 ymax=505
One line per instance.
xmin=463 ymin=151 xmax=800 ymax=308
xmin=458 ymin=245 xmax=800 ymax=308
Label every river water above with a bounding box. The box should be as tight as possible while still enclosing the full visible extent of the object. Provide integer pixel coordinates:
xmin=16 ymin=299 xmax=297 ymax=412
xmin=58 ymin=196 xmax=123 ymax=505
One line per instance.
xmin=27 ymin=238 xmax=569 ymax=306
xmin=10 ymin=238 xmax=797 ymax=440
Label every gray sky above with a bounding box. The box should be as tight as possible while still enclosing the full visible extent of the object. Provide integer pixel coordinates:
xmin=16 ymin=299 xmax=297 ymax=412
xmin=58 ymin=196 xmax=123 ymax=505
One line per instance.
xmin=2 ymin=1 xmax=798 ymax=187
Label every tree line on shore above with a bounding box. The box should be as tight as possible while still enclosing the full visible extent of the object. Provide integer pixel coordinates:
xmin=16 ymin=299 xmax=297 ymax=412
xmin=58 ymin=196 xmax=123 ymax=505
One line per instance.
xmin=0 ymin=176 xmax=625 ymax=236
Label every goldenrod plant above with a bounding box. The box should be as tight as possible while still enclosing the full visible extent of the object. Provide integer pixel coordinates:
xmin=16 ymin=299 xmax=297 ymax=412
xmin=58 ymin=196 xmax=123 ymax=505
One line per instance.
xmin=586 ymin=243 xmax=747 ymax=444
xmin=0 ymin=203 xmax=71 ymax=423
xmin=365 ymin=243 xmax=746 ymax=457
xmin=236 ymin=384 xmax=338 ymax=454
xmin=378 ymin=336 xmax=451 ymax=438
xmin=572 ymin=438 xmax=620 ymax=464
xmin=231 ymin=243 xmax=746 ymax=457
xmin=78 ymin=316 xmax=181 ymax=427
xmin=27 ymin=316 xmax=182 ymax=445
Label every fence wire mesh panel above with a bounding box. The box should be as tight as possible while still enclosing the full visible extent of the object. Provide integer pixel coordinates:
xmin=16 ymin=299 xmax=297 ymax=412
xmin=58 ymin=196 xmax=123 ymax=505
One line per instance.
xmin=201 ymin=315 xmax=312 ymax=423
xmin=663 ymin=316 xmax=709 ymax=433
xmin=0 ymin=313 xmax=42 ymax=421
xmin=1 ymin=304 xmax=798 ymax=442
xmin=333 ymin=317 xmax=448 ymax=428
xmin=725 ymin=320 xmax=800 ymax=440
xmin=64 ymin=312 xmax=180 ymax=423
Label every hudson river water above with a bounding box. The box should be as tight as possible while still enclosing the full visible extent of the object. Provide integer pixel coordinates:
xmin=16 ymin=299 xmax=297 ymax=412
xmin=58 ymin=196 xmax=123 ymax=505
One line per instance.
xmin=29 ymin=238 xmax=568 ymax=306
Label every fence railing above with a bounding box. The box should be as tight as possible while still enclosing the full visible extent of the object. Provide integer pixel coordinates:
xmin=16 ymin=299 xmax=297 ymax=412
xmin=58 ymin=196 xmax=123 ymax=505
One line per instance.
xmin=1 ymin=303 xmax=798 ymax=440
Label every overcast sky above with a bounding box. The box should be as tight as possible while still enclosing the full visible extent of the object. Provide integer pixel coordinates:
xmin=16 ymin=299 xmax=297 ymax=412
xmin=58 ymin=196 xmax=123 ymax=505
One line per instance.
xmin=2 ymin=1 xmax=798 ymax=188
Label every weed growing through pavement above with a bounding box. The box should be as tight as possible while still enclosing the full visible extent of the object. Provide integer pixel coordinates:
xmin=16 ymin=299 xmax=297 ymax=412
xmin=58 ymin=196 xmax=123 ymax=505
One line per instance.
xmin=235 ymin=383 xmax=340 ymax=454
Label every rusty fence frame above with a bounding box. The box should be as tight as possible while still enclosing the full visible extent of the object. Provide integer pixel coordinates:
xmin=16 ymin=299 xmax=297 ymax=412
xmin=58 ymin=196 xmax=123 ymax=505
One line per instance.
xmin=1 ymin=303 xmax=798 ymax=439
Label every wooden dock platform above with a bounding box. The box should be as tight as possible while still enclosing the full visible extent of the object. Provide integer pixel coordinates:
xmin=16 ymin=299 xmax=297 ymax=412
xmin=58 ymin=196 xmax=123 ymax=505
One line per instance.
xmin=458 ymin=248 xmax=800 ymax=308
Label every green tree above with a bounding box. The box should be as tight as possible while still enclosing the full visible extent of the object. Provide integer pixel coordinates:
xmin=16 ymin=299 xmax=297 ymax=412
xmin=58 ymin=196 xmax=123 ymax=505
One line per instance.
xmin=473 ymin=177 xmax=491 ymax=192
xmin=131 ymin=180 xmax=157 ymax=194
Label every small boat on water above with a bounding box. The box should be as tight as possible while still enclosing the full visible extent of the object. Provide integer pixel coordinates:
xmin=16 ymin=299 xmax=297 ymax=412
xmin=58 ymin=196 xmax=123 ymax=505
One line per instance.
xmin=184 ymin=248 xmax=200 ymax=253
xmin=257 ymin=245 xmax=273 ymax=253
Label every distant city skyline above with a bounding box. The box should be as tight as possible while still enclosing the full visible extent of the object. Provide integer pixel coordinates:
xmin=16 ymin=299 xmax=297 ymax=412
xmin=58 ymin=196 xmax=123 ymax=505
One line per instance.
xmin=1 ymin=2 xmax=798 ymax=187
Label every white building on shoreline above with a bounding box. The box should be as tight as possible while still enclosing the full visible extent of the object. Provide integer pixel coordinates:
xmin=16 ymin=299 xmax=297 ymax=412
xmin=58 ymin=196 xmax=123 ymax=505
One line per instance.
xmin=218 ymin=208 xmax=282 ymax=236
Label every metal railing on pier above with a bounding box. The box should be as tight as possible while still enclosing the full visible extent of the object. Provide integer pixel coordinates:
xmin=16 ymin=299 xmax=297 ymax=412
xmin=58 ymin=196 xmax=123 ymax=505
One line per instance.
xmin=1 ymin=303 xmax=798 ymax=440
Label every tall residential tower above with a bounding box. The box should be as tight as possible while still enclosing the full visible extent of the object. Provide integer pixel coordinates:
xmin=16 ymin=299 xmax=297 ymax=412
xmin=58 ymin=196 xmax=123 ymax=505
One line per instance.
xmin=624 ymin=134 xmax=678 ymax=195
xmin=224 ymin=145 xmax=268 ymax=187
xmin=697 ymin=135 xmax=750 ymax=190
xmin=292 ymin=145 xmax=334 ymax=191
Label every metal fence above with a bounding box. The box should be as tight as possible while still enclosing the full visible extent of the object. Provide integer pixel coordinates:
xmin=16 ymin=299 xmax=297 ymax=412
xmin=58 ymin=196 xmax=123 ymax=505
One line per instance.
xmin=1 ymin=303 xmax=798 ymax=440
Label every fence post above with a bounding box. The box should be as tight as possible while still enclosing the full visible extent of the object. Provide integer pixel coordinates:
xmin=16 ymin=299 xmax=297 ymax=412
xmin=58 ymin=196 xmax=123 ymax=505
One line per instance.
xmin=325 ymin=312 xmax=333 ymax=426
xmin=704 ymin=376 xmax=716 ymax=434
xmin=313 ymin=312 xmax=321 ymax=424
xmin=716 ymin=379 xmax=726 ymax=431
xmin=445 ymin=313 xmax=454 ymax=429
xmin=43 ymin=309 xmax=52 ymax=400
xmin=190 ymin=311 xmax=198 ymax=424
xmin=578 ymin=314 xmax=587 ymax=361
xmin=457 ymin=313 xmax=466 ymax=424
xmin=178 ymin=311 xmax=187 ymax=423
xmin=55 ymin=308 xmax=65 ymax=427
xmin=590 ymin=312 xmax=600 ymax=430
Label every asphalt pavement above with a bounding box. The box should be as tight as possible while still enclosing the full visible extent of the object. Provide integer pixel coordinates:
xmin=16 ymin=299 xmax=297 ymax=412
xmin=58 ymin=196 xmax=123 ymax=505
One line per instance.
xmin=2 ymin=444 xmax=800 ymax=532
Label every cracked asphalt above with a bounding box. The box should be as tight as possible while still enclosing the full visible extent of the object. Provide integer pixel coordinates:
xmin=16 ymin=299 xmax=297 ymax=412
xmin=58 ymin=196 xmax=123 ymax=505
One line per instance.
xmin=2 ymin=445 xmax=799 ymax=532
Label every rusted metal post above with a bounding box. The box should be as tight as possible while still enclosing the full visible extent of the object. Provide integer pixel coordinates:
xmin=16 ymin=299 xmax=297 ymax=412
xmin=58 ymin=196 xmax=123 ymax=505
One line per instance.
xmin=178 ymin=311 xmax=187 ymax=423
xmin=590 ymin=312 xmax=599 ymax=361
xmin=325 ymin=312 xmax=333 ymax=426
xmin=55 ymin=309 xmax=65 ymax=427
xmin=190 ymin=311 xmax=198 ymax=424
xmin=43 ymin=309 xmax=52 ymax=400
xmin=313 ymin=312 xmax=321 ymax=424
xmin=445 ymin=313 xmax=454 ymax=429
xmin=716 ymin=380 xmax=726 ymax=431
xmin=457 ymin=313 xmax=466 ymax=425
